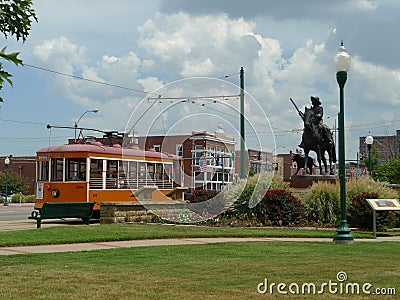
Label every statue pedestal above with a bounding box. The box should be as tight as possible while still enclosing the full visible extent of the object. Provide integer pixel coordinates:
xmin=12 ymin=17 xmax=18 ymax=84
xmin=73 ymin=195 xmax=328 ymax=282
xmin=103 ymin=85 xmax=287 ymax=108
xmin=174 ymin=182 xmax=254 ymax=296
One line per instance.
xmin=288 ymin=175 xmax=339 ymax=188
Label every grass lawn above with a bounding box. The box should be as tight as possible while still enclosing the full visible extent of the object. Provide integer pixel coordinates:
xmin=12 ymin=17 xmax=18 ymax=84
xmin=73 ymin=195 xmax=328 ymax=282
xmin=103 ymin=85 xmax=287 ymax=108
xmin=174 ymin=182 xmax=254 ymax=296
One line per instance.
xmin=0 ymin=223 xmax=385 ymax=247
xmin=0 ymin=241 xmax=399 ymax=299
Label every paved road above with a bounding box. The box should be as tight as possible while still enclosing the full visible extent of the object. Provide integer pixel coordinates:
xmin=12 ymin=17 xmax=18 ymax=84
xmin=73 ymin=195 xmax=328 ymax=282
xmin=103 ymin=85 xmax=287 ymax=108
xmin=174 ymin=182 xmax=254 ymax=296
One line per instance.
xmin=0 ymin=203 xmax=33 ymax=221
xmin=0 ymin=203 xmax=89 ymax=231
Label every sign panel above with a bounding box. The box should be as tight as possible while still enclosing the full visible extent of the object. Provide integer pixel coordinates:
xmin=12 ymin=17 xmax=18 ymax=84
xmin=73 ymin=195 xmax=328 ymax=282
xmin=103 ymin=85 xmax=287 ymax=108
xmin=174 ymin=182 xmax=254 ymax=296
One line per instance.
xmin=36 ymin=183 xmax=44 ymax=200
xmin=366 ymin=199 xmax=400 ymax=211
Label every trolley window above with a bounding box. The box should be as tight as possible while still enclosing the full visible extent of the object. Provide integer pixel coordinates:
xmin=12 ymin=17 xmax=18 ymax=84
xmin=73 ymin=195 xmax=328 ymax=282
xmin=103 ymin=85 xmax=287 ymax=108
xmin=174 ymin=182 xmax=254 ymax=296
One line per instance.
xmin=118 ymin=160 xmax=128 ymax=189
xmin=37 ymin=160 xmax=49 ymax=181
xmin=106 ymin=160 xmax=118 ymax=189
xmin=89 ymin=159 xmax=103 ymax=189
xmin=66 ymin=158 xmax=86 ymax=181
xmin=51 ymin=158 xmax=63 ymax=181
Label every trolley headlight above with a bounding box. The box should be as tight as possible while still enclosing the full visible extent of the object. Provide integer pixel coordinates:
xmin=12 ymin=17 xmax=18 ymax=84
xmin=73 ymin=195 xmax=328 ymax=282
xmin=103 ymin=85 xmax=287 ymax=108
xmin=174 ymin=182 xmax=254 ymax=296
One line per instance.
xmin=51 ymin=189 xmax=60 ymax=198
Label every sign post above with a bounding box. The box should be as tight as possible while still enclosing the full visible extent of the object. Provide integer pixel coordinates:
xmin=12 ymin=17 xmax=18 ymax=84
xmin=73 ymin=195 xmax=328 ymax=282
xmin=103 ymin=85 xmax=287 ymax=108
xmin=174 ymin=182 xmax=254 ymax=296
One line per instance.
xmin=366 ymin=199 xmax=400 ymax=238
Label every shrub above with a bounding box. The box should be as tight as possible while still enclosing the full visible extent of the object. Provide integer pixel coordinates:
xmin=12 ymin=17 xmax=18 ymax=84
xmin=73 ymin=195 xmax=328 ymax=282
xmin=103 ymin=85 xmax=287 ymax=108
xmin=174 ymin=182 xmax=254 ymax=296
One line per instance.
xmin=255 ymin=190 xmax=305 ymax=226
xmin=304 ymin=181 xmax=340 ymax=226
xmin=346 ymin=176 xmax=398 ymax=203
xmin=186 ymin=189 xmax=219 ymax=203
xmin=3 ymin=194 xmax=35 ymax=203
xmin=186 ymin=189 xmax=226 ymax=219
xmin=348 ymin=192 xmax=399 ymax=230
xmin=225 ymin=173 xmax=291 ymax=212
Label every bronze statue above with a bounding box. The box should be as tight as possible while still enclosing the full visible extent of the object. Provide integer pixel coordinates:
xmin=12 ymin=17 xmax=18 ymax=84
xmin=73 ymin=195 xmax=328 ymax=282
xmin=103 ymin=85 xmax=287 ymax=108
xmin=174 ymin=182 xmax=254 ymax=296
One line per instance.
xmin=290 ymin=96 xmax=336 ymax=175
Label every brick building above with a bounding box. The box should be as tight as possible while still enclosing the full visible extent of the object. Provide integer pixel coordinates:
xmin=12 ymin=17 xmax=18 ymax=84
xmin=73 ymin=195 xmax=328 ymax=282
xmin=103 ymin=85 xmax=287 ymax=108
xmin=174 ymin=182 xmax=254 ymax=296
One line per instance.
xmin=139 ymin=126 xmax=236 ymax=190
xmin=0 ymin=156 xmax=36 ymax=194
xmin=359 ymin=130 xmax=400 ymax=162
xmin=234 ymin=149 xmax=274 ymax=175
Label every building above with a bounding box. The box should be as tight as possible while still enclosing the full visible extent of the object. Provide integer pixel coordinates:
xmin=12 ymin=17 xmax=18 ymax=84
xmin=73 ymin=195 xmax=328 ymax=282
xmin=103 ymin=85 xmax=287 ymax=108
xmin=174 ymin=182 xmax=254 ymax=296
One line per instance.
xmin=234 ymin=149 xmax=273 ymax=175
xmin=0 ymin=156 xmax=36 ymax=194
xmin=139 ymin=126 xmax=236 ymax=190
xmin=359 ymin=130 xmax=400 ymax=162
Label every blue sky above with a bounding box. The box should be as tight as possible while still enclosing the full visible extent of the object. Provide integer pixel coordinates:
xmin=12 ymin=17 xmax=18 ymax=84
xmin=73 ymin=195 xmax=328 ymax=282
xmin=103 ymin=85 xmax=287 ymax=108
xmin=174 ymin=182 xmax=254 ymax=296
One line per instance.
xmin=1 ymin=0 xmax=400 ymax=160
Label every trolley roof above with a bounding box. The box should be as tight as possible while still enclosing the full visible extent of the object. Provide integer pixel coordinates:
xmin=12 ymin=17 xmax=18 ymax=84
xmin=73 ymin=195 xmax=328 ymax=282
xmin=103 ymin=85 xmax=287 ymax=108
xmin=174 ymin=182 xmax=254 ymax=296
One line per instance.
xmin=37 ymin=142 xmax=180 ymax=160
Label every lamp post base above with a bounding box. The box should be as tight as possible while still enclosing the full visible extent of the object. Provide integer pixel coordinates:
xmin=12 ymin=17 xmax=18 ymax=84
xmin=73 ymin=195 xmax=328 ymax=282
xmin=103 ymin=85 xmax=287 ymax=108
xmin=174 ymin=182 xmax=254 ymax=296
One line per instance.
xmin=333 ymin=222 xmax=354 ymax=244
xmin=3 ymin=202 xmax=9 ymax=206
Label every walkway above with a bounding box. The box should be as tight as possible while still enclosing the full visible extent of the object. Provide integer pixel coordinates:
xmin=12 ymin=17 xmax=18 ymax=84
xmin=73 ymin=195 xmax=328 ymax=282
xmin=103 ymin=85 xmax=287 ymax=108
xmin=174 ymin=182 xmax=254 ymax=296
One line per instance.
xmin=1 ymin=236 xmax=399 ymax=256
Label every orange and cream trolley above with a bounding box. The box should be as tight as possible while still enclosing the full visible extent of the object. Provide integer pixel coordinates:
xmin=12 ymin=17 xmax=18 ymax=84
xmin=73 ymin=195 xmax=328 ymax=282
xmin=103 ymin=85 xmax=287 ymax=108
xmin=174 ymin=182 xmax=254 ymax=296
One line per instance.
xmin=35 ymin=142 xmax=184 ymax=217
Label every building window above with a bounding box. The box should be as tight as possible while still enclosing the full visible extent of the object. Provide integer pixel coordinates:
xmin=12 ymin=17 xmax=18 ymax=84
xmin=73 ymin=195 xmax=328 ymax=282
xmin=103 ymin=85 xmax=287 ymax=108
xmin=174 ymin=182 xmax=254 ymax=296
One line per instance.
xmin=176 ymin=144 xmax=183 ymax=156
xmin=195 ymin=145 xmax=204 ymax=164
xmin=154 ymin=145 xmax=161 ymax=152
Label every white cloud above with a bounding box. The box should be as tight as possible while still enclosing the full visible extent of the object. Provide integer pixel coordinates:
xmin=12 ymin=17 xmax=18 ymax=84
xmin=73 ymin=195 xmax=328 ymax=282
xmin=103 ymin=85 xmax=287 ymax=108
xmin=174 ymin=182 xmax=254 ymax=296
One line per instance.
xmin=16 ymin=6 xmax=400 ymax=160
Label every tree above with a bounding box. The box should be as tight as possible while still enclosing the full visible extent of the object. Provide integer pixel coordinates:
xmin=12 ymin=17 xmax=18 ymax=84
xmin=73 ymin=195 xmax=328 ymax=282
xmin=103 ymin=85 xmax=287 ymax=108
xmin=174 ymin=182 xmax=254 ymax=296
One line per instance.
xmin=0 ymin=170 xmax=29 ymax=195
xmin=373 ymin=158 xmax=400 ymax=184
xmin=0 ymin=0 xmax=37 ymax=102
xmin=363 ymin=145 xmax=379 ymax=175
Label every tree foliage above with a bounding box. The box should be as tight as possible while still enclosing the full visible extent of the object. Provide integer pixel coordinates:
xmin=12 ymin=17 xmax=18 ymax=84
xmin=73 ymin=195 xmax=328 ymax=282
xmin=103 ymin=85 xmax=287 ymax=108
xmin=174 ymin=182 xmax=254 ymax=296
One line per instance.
xmin=363 ymin=145 xmax=380 ymax=175
xmin=373 ymin=158 xmax=400 ymax=184
xmin=0 ymin=170 xmax=29 ymax=195
xmin=0 ymin=0 xmax=37 ymax=102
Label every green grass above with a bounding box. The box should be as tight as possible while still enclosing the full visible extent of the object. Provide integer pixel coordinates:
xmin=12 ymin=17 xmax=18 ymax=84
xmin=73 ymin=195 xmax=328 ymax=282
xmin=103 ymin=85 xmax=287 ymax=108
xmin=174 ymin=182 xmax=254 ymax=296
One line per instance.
xmin=0 ymin=223 xmax=383 ymax=247
xmin=0 ymin=242 xmax=399 ymax=299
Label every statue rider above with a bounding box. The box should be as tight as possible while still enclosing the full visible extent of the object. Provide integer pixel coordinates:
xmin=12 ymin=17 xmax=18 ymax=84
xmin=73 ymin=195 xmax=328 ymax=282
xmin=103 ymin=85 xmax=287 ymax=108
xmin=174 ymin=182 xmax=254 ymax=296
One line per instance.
xmin=298 ymin=96 xmax=334 ymax=148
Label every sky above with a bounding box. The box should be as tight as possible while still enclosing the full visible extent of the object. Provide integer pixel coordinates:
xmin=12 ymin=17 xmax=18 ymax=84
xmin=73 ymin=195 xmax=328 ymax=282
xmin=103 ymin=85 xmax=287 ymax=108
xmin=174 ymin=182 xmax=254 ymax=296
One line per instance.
xmin=1 ymin=0 xmax=400 ymax=161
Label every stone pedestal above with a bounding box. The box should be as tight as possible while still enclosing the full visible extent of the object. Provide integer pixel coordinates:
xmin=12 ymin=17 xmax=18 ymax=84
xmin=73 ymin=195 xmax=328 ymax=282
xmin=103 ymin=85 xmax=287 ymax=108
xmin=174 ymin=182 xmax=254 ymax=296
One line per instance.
xmin=288 ymin=175 xmax=339 ymax=188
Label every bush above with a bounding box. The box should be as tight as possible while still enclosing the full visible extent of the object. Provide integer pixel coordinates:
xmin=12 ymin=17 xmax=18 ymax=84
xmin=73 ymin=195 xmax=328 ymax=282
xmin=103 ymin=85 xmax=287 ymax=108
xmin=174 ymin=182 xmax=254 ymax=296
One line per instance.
xmin=304 ymin=181 xmax=340 ymax=226
xmin=346 ymin=176 xmax=398 ymax=203
xmin=230 ymin=189 xmax=305 ymax=226
xmin=186 ymin=189 xmax=226 ymax=219
xmin=9 ymin=194 xmax=35 ymax=203
xmin=255 ymin=190 xmax=305 ymax=226
xmin=186 ymin=189 xmax=219 ymax=203
xmin=348 ymin=192 xmax=399 ymax=230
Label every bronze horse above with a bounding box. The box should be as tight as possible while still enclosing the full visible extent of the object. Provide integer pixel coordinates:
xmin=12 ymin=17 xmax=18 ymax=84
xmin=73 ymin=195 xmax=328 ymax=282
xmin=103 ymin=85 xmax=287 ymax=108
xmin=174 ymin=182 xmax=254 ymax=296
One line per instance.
xmin=302 ymin=107 xmax=336 ymax=175
xmin=291 ymin=153 xmax=316 ymax=176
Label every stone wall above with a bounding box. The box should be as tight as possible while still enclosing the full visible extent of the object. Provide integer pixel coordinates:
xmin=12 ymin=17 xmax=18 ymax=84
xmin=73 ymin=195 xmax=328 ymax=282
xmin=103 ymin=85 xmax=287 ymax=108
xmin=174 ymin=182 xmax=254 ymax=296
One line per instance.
xmin=99 ymin=202 xmax=149 ymax=224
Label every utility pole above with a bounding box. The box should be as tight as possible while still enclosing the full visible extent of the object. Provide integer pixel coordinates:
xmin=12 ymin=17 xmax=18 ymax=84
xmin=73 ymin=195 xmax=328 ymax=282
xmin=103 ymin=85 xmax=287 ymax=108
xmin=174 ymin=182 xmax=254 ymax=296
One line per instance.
xmin=240 ymin=67 xmax=246 ymax=179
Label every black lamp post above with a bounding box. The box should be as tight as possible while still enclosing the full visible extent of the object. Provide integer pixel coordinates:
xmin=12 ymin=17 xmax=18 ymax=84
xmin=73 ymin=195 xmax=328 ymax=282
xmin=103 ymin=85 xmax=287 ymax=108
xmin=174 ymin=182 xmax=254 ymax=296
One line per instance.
xmin=332 ymin=42 xmax=354 ymax=244
xmin=365 ymin=133 xmax=374 ymax=175
xmin=4 ymin=157 xmax=10 ymax=206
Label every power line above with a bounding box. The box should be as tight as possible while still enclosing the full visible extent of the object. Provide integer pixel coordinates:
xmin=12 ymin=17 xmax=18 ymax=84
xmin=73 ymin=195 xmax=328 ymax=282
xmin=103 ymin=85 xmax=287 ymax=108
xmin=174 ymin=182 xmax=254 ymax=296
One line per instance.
xmin=25 ymin=63 xmax=149 ymax=94
xmin=0 ymin=118 xmax=47 ymax=126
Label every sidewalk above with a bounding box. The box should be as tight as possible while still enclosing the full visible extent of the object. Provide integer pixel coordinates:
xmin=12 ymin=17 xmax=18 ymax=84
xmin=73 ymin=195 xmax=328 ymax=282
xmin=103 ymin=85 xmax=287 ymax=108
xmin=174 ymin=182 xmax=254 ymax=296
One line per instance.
xmin=1 ymin=236 xmax=399 ymax=256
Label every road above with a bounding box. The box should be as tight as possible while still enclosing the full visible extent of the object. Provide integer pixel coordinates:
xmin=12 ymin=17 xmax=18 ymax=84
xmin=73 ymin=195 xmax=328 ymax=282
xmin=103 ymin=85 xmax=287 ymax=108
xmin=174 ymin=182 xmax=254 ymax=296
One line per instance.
xmin=0 ymin=203 xmax=36 ymax=231
xmin=0 ymin=203 xmax=33 ymax=221
xmin=0 ymin=203 xmax=92 ymax=231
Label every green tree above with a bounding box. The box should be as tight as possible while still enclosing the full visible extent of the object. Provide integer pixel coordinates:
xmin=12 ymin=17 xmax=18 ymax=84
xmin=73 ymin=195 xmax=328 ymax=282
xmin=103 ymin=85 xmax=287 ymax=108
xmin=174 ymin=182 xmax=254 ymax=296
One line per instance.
xmin=363 ymin=145 xmax=379 ymax=175
xmin=0 ymin=0 xmax=37 ymax=102
xmin=0 ymin=171 xmax=28 ymax=196
xmin=373 ymin=158 xmax=400 ymax=184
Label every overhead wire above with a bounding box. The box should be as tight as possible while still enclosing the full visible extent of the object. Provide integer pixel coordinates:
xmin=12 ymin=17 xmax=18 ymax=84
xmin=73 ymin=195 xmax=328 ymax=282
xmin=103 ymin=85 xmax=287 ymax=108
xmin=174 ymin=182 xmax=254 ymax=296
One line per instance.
xmin=15 ymin=63 xmax=400 ymax=137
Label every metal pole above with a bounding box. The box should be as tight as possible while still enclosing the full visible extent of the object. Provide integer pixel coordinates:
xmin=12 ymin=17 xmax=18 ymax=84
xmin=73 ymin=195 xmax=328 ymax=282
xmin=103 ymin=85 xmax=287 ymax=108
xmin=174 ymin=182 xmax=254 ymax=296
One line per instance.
xmin=239 ymin=67 xmax=246 ymax=179
xmin=221 ymin=157 xmax=224 ymax=190
xmin=333 ymin=70 xmax=354 ymax=244
xmin=373 ymin=210 xmax=377 ymax=238
xmin=4 ymin=162 xmax=9 ymax=206
xmin=368 ymin=144 xmax=372 ymax=175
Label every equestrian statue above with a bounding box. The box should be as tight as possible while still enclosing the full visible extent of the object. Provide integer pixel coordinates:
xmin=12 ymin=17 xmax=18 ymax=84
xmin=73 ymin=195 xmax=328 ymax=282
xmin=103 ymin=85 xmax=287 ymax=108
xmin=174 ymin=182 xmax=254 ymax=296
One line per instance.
xmin=290 ymin=96 xmax=336 ymax=175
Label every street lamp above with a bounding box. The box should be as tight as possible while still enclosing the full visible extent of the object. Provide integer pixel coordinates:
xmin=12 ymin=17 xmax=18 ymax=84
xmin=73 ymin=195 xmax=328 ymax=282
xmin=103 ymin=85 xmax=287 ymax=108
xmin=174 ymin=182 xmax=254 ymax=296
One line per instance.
xmin=332 ymin=41 xmax=354 ymax=244
xmin=74 ymin=109 xmax=99 ymax=142
xmin=4 ymin=157 xmax=10 ymax=206
xmin=365 ymin=133 xmax=374 ymax=175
